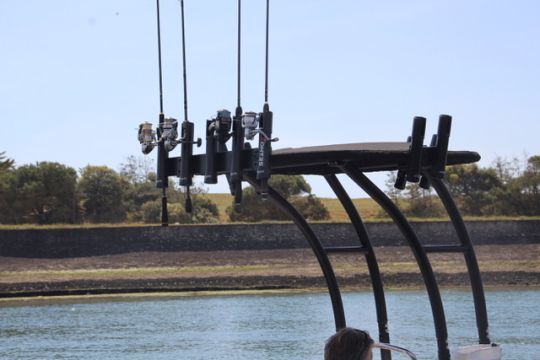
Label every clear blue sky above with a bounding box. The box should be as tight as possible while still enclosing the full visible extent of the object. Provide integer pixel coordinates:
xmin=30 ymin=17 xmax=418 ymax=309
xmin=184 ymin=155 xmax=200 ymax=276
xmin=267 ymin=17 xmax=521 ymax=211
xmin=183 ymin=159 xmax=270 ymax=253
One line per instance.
xmin=1 ymin=1 xmax=539 ymax=197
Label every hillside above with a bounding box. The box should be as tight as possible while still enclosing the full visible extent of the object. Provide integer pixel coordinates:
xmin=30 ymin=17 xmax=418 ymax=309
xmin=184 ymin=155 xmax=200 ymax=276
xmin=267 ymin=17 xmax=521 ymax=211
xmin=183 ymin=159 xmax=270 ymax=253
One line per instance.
xmin=205 ymin=193 xmax=381 ymax=223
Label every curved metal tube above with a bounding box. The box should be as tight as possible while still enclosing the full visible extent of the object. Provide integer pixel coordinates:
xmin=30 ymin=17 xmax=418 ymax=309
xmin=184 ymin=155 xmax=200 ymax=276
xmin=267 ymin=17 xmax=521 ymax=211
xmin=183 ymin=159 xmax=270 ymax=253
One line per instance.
xmin=324 ymin=174 xmax=391 ymax=360
xmin=427 ymin=173 xmax=490 ymax=344
xmin=245 ymin=176 xmax=346 ymax=330
xmin=343 ymin=165 xmax=450 ymax=360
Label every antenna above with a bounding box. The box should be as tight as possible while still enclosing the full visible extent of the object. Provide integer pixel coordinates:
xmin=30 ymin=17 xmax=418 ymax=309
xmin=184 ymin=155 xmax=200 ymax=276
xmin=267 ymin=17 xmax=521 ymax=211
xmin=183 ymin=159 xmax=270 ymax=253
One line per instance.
xmin=155 ymin=0 xmax=169 ymax=226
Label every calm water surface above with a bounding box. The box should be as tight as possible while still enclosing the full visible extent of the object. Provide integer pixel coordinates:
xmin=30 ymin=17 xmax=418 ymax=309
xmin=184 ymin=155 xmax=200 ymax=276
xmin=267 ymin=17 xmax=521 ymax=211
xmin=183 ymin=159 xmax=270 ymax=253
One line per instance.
xmin=0 ymin=289 xmax=538 ymax=359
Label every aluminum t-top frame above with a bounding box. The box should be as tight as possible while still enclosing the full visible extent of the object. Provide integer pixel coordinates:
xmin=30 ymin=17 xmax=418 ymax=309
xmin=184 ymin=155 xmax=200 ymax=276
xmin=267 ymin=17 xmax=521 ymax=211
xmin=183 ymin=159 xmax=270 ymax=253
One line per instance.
xmin=136 ymin=2 xmax=495 ymax=359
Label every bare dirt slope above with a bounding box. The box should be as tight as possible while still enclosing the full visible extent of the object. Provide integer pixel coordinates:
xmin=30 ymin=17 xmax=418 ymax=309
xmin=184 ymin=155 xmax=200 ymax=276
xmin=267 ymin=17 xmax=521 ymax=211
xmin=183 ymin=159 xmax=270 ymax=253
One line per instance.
xmin=0 ymin=245 xmax=538 ymax=296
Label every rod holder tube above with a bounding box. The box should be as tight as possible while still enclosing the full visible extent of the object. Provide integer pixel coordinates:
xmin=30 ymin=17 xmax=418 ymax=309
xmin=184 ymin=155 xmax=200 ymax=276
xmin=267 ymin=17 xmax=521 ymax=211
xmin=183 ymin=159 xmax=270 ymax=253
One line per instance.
xmin=406 ymin=116 xmax=426 ymax=183
xmin=256 ymin=106 xmax=273 ymax=194
xmin=230 ymin=107 xmax=244 ymax=203
xmin=433 ymin=115 xmax=452 ymax=178
xmin=179 ymin=121 xmax=194 ymax=187
xmin=156 ymin=113 xmax=169 ymax=189
xmin=204 ymin=120 xmax=217 ymax=184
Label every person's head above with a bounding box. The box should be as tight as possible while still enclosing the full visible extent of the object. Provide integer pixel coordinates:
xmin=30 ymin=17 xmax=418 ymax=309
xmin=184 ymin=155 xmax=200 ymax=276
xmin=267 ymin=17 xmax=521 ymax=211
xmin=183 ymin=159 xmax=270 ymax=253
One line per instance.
xmin=324 ymin=327 xmax=374 ymax=360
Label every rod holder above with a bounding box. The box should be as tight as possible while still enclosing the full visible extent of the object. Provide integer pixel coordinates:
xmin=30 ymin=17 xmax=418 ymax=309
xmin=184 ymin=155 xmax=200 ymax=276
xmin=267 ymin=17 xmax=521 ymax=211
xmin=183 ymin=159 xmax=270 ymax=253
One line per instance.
xmin=204 ymin=119 xmax=217 ymax=184
xmin=156 ymin=113 xmax=169 ymax=189
xmin=256 ymin=104 xmax=273 ymax=196
xmin=179 ymin=121 xmax=194 ymax=187
xmin=230 ymin=107 xmax=244 ymax=204
xmin=433 ymin=114 xmax=452 ymax=179
xmin=406 ymin=116 xmax=426 ymax=183
xmin=394 ymin=170 xmax=407 ymax=190
xmin=419 ymin=134 xmax=439 ymax=189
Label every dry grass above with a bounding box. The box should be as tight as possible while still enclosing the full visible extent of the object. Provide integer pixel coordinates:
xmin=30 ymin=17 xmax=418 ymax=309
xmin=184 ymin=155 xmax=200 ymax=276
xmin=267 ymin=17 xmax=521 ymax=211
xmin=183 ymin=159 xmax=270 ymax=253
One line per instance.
xmin=205 ymin=193 xmax=235 ymax=222
xmin=318 ymin=197 xmax=382 ymax=221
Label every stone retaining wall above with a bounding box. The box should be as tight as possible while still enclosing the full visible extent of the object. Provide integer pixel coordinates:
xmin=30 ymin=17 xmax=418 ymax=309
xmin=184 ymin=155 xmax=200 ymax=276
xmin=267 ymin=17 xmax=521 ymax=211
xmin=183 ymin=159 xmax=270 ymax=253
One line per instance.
xmin=0 ymin=220 xmax=538 ymax=258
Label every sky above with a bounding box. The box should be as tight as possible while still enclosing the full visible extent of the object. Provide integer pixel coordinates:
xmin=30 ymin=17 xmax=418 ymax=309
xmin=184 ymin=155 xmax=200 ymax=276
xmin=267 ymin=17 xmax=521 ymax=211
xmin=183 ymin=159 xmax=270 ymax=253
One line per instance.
xmin=1 ymin=1 xmax=539 ymax=198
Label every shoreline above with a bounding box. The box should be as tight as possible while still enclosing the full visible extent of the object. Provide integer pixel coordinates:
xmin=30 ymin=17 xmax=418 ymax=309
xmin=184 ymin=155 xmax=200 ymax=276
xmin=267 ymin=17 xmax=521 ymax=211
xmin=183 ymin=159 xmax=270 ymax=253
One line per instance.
xmin=1 ymin=270 xmax=538 ymax=303
xmin=1 ymin=282 xmax=538 ymax=308
xmin=1 ymin=244 xmax=537 ymax=303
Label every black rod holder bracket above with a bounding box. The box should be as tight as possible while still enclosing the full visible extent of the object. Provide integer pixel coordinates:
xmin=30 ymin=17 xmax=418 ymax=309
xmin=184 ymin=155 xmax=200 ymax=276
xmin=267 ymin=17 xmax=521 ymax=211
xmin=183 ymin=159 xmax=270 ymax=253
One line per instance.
xmin=394 ymin=116 xmax=426 ymax=189
xmin=256 ymin=103 xmax=273 ymax=197
xmin=433 ymin=114 xmax=452 ymax=179
xmin=406 ymin=116 xmax=427 ymax=183
xmin=230 ymin=106 xmax=244 ymax=205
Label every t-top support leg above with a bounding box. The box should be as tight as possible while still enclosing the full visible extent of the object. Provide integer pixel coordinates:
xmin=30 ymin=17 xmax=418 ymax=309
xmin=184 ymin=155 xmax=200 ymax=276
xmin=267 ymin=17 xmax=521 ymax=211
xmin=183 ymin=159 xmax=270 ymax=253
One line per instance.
xmin=343 ymin=164 xmax=450 ymax=360
xmin=245 ymin=175 xmax=346 ymax=331
xmin=427 ymin=173 xmax=491 ymax=345
xmin=325 ymin=174 xmax=391 ymax=360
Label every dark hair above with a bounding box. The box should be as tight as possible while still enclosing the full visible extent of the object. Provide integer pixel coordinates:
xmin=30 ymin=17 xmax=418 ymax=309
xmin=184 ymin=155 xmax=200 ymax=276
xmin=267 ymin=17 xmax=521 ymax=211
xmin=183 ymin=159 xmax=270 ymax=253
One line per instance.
xmin=324 ymin=327 xmax=374 ymax=360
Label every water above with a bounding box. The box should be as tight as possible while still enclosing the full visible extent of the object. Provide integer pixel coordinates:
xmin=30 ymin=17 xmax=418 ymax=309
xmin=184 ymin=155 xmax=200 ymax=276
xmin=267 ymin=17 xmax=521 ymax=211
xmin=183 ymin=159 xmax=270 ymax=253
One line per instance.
xmin=0 ymin=289 xmax=538 ymax=359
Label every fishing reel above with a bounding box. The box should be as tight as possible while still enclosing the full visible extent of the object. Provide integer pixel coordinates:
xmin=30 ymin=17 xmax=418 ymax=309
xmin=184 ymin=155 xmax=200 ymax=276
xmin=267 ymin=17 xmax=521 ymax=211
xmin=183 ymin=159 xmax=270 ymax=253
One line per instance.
xmin=241 ymin=111 xmax=278 ymax=143
xmin=138 ymin=118 xmax=201 ymax=155
xmin=138 ymin=122 xmax=157 ymax=154
xmin=138 ymin=118 xmax=179 ymax=154
xmin=207 ymin=109 xmax=233 ymax=142
xmin=162 ymin=117 xmax=202 ymax=151
xmin=159 ymin=117 xmax=179 ymax=152
xmin=205 ymin=109 xmax=233 ymax=184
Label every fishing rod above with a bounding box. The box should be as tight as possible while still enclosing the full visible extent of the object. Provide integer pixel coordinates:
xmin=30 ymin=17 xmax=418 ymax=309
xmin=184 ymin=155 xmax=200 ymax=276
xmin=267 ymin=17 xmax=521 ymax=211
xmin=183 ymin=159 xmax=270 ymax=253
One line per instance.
xmin=155 ymin=0 xmax=169 ymax=226
xmin=256 ymin=0 xmax=277 ymax=197
xmin=230 ymin=0 xmax=244 ymax=205
xmin=240 ymin=0 xmax=278 ymax=198
xmin=141 ymin=0 xmax=276 ymax=214
xmin=138 ymin=0 xmax=200 ymax=223
xmin=178 ymin=0 xmax=201 ymax=213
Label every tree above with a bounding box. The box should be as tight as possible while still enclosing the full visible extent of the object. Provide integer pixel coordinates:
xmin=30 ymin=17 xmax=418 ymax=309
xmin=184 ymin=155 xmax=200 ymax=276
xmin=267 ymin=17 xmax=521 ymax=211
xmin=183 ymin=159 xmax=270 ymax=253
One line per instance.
xmin=119 ymin=155 xmax=155 ymax=184
xmin=510 ymin=155 xmax=540 ymax=215
xmin=121 ymin=156 xmax=158 ymax=219
xmin=122 ymin=178 xmax=161 ymax=221
xmin=290 ymin=194 xmax=330 ymax=220
xmin=492 ymin=156 xmax=521 ymax=185
xmin=267 ymin=175 xmax=311 ymax=198
xmin=141 ymin=194 xmax=220 ymax=224
xmin=226 ymin=175 xmax=330 ymax=222
xmin=446 ymin=164 xmax=503 ymax=216
xmin=0 ymin=151 xmax=14 ymax=172
xmin=0 ymin=170 xmax=23 ymax=223
xmin=79 ymin=166 xmax=127 ymax=223
xmin=403 ymin=183 xmax=444 ymax=218
xmin=382 ymin=171 xmax=443 ymax=218
xmin=0 ymin=162 xmax=79 ymax=224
